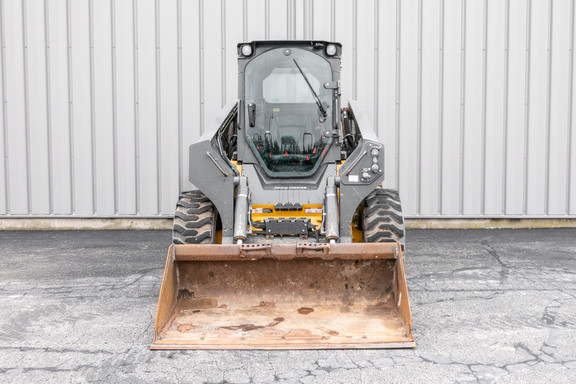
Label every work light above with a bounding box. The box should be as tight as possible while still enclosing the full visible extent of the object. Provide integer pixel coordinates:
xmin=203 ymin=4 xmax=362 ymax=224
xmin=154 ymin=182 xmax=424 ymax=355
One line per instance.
xmin=241 ymin=44 xmax=253 ymax=56
xmin=326 ymin=44 xmax=337 ymax=56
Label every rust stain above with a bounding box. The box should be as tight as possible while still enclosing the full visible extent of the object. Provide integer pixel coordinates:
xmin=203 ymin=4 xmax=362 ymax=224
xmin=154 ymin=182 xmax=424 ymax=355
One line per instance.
xmin=267 ymin=317 xmax=285 ymax=327
xmin=317 ymin=327 xmax=339 ymax=336
xmin=159 ymin=310 xmax=184 ymax=336
xmin=219 ymin=317 xmax=286 ymax=332
xmin=177 ymin=324 xmax=200 ymax=333
xmin=219 ymin=324 xmax=265 ymax=331
xmin=177 ymin=289 xmax=194 ymax=299
xmin=256 ymin=301 xmax=276 ymax=308
xmin=218 ymin=304 xmax=227 ymax=308
xmin=364 ymin=300 xmax=394 ymax=315
xmin=297 ymin=307 xmax=314 ymax=315
xmin=179 ymin=297 xmax=218 ymax=309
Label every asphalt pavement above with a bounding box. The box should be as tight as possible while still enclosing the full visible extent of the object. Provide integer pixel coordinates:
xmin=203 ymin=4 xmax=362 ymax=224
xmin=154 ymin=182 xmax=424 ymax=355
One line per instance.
xmin=0 ymin=228 xmax=575 ymax=383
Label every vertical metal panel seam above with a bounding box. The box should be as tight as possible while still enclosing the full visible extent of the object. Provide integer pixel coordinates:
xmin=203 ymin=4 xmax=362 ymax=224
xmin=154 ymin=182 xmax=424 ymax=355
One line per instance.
xmin=22 ymin=0 xmax=32 ymax=213
xmin=291 ymin=0 xmax=296 ymax=39
xmin=567 ymin=0 xmax=575 ymax=213
xmin=66 ymin=0 xmax=75 ymax=213
xmin=293 ymin=0 xmax=297 ymax=39
xmin=502 ymin=0 xmax=510 ymax=214
xmin=523 ymin=0 xmax=532 ymax=214
xmin=199 ymin=0 xmax=205 ymax=135
xmin=307 ymin=0 xmax=313 ymax=39
xmin=0 ymin=0 xmax=9 ymax=213
xmin=111 ymin=0 xmax=119 ymax=214
xmin=303 ymin=0 xmax=308 ymax=39
xmin=352 ymin=0 xmax=357 ymax=99
xmin=177 ymin=0 xmax=182 ymax=192
xmin=286 ymin=0 xmax=290 ymax=39
xmin=438 ymin=0 xmax=445 ymax=214
xmin=330 ymin=0 xmax=335 ymax=41
xmin=221 ymin=0 xmax=226 ymax=107
xmin=373 ymin=0 xmax=379 ymax=139
xmin=305 ymin=0 xmax=313 ymax=39
xmin=265 ymin=0 xmax=270 ymax=39
xmin=243 ymin=0 xmax=247 ymax=41
xmin=132 ymin=0 xmax=140 ymax=214
xmin=155 ymin=0 xmax=162 ymax=214
xmin=480 ymin=0 xmax=488 ymax=215
xmin=310 ymin=0 xmax=314 ymax=39
xmin=544 ymin=0 xmax=553 ymax=214
xmin=89 ymin=0 xmax=97 ymax=214
xmin=416 ymin=0 xmax=422 ymax=215
xmin=458 ymin=0 xmax=467 ymax=215
xmin=394 ymin=0 xmax=401 ymax=191
xmin=44 ymin=0 xmax=54 ymax=214
xmin=288 ymin=0 xmax=290 ymax=39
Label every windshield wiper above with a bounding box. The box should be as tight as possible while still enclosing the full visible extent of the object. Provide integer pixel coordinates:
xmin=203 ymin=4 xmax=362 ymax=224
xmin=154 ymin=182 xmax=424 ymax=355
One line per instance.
xmin=293 ymin=59 xmax=327 ymax=122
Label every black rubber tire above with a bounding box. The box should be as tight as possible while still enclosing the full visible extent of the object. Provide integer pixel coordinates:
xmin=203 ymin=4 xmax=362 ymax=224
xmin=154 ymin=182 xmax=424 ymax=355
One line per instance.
xmin=362 ymin=188 xmax=406 ymax=250
xmin=173 ymin=190 xmax=216 ymax=244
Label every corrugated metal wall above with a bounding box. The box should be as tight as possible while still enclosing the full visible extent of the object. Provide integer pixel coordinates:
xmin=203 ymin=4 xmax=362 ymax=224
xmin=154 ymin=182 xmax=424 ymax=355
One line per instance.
xmin=0 ymin=0 xmax=575 ymax=218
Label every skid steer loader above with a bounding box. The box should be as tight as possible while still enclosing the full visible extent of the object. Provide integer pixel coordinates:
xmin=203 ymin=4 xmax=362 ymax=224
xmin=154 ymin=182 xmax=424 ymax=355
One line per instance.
xmin=152 ymin=41 xmax=414 ymax=349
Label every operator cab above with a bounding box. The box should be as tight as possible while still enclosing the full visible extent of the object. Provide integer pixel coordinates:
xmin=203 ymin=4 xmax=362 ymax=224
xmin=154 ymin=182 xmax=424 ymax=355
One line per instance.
xmin=240 ymin=43 xmax=340 ymax=177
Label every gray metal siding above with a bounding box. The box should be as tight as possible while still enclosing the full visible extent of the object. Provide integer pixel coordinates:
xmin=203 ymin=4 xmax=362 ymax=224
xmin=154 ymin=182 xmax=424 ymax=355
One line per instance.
xmin=0 ymin=0 xmax=575 ymax=218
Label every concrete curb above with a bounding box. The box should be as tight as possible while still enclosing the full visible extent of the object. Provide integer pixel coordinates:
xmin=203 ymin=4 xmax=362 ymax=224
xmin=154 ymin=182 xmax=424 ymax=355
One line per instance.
xmin=406 ymin=218 xmax=576 ymax=229
xmin=0 ymin=218 xmax=173 ymax=230
xmin=1 ymin=218 xmax=575 ymax=230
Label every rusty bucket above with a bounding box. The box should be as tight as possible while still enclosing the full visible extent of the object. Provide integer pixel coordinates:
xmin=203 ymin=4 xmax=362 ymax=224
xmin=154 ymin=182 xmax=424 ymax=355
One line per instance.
xmin=151 ymin=242 xmax=414 ymax=349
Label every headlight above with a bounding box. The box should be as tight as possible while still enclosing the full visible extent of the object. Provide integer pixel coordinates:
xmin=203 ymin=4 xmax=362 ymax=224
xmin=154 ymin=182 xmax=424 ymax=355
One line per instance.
xmin=326 ymin=44 xmax=337 ymax=56
xmin=241 ymin=44 xmax=253 ymax=56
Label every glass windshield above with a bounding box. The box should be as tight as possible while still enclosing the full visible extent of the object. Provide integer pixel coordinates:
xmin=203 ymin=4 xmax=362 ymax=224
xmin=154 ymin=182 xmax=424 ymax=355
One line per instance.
xmin=245 ymin=48 xmax=333 ymax=176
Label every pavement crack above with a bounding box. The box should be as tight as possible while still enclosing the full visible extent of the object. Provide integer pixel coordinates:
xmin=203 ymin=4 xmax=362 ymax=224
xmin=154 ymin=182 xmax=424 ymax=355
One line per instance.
xmin=0 ymin=346 xmax=116 ymax=355
xmin=481 ymin=238 xmax=510 ymax=268
xmin=481 ymin=237 xmax=511 ymax=284
xmin=514 ymin=342 xmax=556 ymax=364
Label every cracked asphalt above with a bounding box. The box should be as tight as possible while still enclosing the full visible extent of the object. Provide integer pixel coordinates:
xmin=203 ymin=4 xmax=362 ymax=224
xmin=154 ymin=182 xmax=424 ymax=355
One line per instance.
xmin=0 ymin=228 xmax=575 ymax=383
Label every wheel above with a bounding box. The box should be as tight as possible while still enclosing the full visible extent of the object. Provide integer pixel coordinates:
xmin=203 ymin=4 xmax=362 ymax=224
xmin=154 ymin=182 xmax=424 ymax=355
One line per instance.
xmin=173 ymin=190 xmax=217 ymax=244
xmin=362 ymin=188 xmax=406 ymax=250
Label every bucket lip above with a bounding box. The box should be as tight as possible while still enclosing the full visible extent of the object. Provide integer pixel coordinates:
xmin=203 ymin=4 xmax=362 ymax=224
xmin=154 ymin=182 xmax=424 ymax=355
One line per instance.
xmin=151 ymin=338 xmax=416 ymax=350
xmin=170 ymin=242 xmax=401 ymax=262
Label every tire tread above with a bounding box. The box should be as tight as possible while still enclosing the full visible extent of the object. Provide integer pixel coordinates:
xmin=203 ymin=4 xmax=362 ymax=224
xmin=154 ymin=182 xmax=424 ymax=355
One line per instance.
xmin=362 ymin=187 xmax=406 ymax=250
xmin=173 ymin=190 xmax=215 ymax=244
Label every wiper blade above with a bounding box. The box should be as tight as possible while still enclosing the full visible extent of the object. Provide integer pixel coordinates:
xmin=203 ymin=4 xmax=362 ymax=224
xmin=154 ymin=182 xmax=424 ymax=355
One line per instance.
xmin=293 ymin=59 xmax=327 ymax=121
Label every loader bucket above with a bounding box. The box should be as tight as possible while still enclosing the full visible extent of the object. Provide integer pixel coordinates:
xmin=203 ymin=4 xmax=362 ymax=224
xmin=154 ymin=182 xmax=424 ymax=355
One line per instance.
xmin=151 ymin=242 xmax=414 ymax=349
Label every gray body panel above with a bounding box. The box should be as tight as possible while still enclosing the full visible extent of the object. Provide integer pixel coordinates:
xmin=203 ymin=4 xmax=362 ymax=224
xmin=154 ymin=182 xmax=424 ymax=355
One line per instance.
xmin=188 ymin=140 xmax=235 ymax=243
xmin=338 ymin=101 xmax=385 ymax=242
xmin=188 ymin=103 xmax=239 ymax=244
